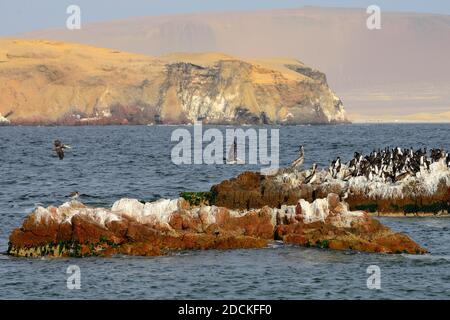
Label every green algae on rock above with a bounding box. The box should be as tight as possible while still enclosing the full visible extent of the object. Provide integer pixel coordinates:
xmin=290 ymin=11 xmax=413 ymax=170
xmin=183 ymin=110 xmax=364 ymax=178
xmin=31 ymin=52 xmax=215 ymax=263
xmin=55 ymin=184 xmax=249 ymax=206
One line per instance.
xmin=8 ymin=194 xmax=426 ymax=258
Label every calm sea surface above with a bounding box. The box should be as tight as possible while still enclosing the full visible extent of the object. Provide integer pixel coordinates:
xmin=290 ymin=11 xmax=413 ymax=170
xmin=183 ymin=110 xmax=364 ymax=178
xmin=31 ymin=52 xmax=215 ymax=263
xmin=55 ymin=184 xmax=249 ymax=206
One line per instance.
xmin=0 ymin=124 xmax=449 ymax=299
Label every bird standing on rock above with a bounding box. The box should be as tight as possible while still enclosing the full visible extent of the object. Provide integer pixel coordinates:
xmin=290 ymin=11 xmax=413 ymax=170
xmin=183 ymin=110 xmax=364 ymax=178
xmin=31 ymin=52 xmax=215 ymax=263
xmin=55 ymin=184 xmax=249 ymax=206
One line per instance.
xmin=304 ymin=163 xmax=317 ymax=184
xmin=290 ymin=145 xmax=447 ymax=186
xmin=329 ymin=156 xmax=341 ymax=178
xmin=69 ymin=192 xmax=80 ymax=199
xmin=291 ymin=145 xmax=305 ymax=170
xmin=336 ymin=146 xmax=447 ymax=183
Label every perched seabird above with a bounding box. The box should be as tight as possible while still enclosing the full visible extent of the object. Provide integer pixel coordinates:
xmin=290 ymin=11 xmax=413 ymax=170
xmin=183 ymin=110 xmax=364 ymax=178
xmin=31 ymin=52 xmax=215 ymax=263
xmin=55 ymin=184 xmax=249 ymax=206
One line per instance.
xmin=328 ymin=160 xmax=335 ymax=176
xmin=69 ymin=192 xmax=80 ymax=199
xmin=431 ymin=148 xmax=444 ymax=162
xmin=304 ymin=163 xmax=317 ymax=184
xmin=419 ymin=154 xmax=430 ymax=171
xmin=395 ymin=171 xmax=410 ymax=182
xmin=342 ymin=170 xmax=353 ymax=181
xmin=303 ymin=146 xmax=446 ymax=186
xmin=291 ymin=145 xmax=304 ymax=169
xmin=342 ymin=191 xmax=349 ymax=201
xmin=330 ymin=157 xmax=341 ymax=178
xmin=380 ymin=170 xmax=388 ymax=183
xmin=226 ymin=138 xmax=239 ymax=164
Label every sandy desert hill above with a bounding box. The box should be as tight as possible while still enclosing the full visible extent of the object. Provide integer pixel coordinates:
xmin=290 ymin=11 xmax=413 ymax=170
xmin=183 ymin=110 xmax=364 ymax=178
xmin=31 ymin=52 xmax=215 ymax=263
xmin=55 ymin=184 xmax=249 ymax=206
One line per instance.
xmin=0 ymin=38 xmax=346 ymax=124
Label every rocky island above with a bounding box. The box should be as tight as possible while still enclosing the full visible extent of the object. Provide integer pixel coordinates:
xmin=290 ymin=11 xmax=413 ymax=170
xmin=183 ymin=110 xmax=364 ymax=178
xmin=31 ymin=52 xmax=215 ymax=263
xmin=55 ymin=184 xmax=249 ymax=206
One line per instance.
xmin=0 ymin=39 xmax=347 ymax=125
xmin=8 ymin=194 xmax=425 ymax=258
xmin=8 ymin=147 xmax=449 ymax=257
xmin=211 ymin=150 xmax=450 ymax=215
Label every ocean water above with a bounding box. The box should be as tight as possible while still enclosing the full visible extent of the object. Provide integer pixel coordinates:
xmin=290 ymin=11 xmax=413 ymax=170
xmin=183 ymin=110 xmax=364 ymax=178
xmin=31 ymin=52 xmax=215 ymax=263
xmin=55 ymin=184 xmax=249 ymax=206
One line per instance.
xmin=0 ymin=124 xmax=449 ymax=299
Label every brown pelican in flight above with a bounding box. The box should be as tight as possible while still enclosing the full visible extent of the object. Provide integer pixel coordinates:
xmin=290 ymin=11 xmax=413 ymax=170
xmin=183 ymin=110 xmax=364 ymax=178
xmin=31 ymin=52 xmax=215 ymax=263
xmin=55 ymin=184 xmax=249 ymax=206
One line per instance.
xmin=53 ymin=140 xmax=71 ymax=160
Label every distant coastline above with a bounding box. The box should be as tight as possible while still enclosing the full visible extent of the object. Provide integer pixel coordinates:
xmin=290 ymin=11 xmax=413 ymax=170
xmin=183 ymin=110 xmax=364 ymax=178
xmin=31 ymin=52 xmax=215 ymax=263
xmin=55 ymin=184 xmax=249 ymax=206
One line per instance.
xmin=0 ymin=120 xmax=352 ymax=127
xmin=0 ymin=39 xmax=348 ymax=127
xmin=5 ymin=121 xmax=450 ymax=127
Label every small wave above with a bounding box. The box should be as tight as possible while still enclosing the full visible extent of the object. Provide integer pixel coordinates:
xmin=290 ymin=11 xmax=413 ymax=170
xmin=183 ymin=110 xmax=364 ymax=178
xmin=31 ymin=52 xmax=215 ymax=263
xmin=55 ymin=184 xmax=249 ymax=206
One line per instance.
xmin=267 ymin=241 xmax=285 ymax=249
xmin=421 ymin=221 xmax=450 ymax=230
xmin=78 ymin=193 xmax=103 ymax=199
xmin=402 ymin=253 xmax=450 ymax=262
xmin=0 ymin=252 xmax=10 ymax=259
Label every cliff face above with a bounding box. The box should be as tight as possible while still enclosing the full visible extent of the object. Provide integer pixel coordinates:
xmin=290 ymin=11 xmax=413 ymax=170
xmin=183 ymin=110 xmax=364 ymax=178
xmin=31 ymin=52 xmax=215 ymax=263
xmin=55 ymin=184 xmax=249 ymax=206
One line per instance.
xmin=0 ymin=39 xmax=347 ymax=125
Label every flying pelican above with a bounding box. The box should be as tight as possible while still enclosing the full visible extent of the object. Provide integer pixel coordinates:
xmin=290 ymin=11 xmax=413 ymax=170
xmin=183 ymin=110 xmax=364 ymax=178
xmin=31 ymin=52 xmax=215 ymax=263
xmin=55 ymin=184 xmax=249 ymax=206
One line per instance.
xmin=53 ymin=139 xmax=72 ymax=160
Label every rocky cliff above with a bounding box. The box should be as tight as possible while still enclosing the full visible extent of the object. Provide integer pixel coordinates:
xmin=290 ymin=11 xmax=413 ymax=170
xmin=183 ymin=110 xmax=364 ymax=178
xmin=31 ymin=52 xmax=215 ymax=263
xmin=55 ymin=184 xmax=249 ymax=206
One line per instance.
xmin=0 ymin=39 xmax=347 ymax=125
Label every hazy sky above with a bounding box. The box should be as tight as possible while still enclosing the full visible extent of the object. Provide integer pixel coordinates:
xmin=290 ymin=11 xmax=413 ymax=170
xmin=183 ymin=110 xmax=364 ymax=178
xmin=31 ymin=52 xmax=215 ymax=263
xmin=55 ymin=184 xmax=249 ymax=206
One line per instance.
xmin=1 ymin=0 xmax=449 ymax=36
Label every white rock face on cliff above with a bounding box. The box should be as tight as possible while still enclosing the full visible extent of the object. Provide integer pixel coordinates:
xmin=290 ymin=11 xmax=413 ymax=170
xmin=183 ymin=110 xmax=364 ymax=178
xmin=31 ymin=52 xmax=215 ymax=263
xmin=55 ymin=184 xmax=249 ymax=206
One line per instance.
xmin=0 ymin=113 xmax=10 ymax=124
xmin=0 ymin=39 xmax=348 ymax=125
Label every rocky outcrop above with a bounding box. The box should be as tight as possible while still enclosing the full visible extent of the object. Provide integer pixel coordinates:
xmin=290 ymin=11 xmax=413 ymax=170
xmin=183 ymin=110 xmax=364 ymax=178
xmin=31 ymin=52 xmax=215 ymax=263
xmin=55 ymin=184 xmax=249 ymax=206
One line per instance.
xmin=212 ymin=160 xmax=450 ymax=215
xmin=275 ymin=193 xmax=425 ymax=254
xmin=211 ymin=171 xmax=314 ymax=209
xmin=7 ymin=194 xmax=426 ymax=257
xmin=0 ymin=39 xmax=347 ymax=125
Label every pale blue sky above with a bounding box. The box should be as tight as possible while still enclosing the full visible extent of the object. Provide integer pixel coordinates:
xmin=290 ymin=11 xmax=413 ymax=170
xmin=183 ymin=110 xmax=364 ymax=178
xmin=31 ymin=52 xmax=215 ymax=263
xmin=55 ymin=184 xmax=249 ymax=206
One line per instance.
xmin=1 ymin=0 xmax=449 ymax=36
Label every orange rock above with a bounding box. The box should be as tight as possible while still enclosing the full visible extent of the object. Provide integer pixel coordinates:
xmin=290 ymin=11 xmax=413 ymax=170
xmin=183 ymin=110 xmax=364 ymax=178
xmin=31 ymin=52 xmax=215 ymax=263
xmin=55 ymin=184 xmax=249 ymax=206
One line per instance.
xmin=211 ymin=168 xmax=450 ymax=215
xmin=276 ymin=211 xmax=426 ymax=254
xmin=7 ymin=195 xmax=427 ymax=257
xmin=168 ymin=212 xmax=183 ymax=230
xmin=71 ymin=215 xmax=116 ymax=244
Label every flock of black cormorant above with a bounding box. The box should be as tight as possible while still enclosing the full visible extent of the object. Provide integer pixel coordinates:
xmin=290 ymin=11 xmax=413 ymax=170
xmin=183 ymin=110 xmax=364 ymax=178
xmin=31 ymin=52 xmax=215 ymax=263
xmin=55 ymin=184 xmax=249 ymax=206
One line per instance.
xmin=291 ymin=146 xmax=450 ymax=183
